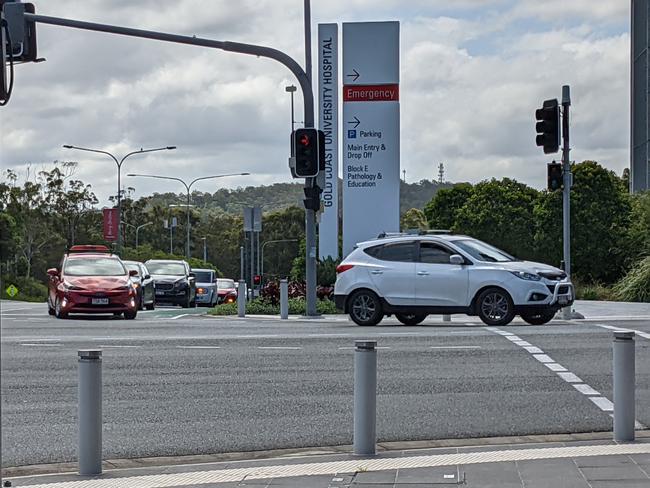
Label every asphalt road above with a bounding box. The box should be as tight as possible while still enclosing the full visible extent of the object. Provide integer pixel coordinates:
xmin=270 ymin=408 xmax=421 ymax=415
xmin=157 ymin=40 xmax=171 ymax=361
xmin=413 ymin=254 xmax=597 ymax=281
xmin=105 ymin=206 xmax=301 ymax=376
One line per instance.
xmin=1 ymin=300 xmax=649 ymax=467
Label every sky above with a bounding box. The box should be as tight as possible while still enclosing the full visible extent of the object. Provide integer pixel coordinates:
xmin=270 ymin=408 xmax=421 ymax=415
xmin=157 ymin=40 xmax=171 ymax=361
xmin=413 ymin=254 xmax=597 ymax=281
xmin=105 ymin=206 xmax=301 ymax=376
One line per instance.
xmin=0 ymin=0 xmax=630 ymax=206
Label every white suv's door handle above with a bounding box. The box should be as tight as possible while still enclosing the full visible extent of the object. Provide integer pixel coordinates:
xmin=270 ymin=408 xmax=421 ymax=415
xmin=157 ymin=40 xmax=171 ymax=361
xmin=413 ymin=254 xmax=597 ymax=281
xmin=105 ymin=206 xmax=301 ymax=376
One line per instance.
xmin=371 ymin=270 xmax=383 ymax=275
xmin=417 ymin=271 xmax=429 ymax=276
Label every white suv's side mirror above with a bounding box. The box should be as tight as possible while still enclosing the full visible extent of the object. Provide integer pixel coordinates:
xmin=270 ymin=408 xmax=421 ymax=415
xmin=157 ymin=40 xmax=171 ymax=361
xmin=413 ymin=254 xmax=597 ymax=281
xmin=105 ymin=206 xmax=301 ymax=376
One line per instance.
xmin=450 ymin=254 xmax=464 ymax=265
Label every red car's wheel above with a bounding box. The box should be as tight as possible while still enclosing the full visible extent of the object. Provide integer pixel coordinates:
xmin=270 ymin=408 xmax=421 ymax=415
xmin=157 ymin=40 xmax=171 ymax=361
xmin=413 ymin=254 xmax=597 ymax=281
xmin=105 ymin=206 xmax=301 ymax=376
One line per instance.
xmin=54 ymin=298 xmax=68 ymax=319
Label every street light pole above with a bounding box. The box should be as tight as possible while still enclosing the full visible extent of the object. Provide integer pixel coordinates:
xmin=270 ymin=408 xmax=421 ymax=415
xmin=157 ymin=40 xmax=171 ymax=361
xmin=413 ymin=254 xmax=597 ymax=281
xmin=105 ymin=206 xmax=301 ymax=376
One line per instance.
xmin=261 ymin=239 xmax=299 ymax=278
xmin=285 ymin=85 xmax=297 ymax=130
xmin=202 ymin=237 xmax=207 ymax=262
xmin=135 ymin=222 xmax=153 ymax=248
xmin=63 ymin=144 xmax=176 ymax=255
xmin=128 ymin=172 xmax=250 ymax=259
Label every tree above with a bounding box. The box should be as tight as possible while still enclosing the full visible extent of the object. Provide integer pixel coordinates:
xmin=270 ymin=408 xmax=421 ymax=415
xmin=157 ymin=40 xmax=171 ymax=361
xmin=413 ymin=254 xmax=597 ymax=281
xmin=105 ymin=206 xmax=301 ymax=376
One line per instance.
xmin=400 ymin=208 xmax=428 ymax=231
xmin=535 ymin=161 xmax=631 ymax=283
xmin=454 ymin=178 xmax=540 ymax=260
xmin=423 ymin=183 xmax=473 ymax=230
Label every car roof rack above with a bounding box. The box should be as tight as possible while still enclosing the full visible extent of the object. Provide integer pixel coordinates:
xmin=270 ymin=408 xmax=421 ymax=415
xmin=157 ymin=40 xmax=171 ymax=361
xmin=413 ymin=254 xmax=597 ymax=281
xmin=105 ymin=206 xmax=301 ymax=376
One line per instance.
xmin=67 ymin=245 xmax=111 ymax=254
xmin=376 ymin=230 xmax=452 ymax=239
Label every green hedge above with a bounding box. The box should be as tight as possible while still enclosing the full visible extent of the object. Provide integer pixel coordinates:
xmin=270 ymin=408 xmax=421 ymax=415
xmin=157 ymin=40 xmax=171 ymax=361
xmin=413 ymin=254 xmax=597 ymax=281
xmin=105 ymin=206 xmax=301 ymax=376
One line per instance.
xmin=1 ymin=275 xmax=48 ymax=302
xmin=208 ymin=297 xmax=341 ymax=316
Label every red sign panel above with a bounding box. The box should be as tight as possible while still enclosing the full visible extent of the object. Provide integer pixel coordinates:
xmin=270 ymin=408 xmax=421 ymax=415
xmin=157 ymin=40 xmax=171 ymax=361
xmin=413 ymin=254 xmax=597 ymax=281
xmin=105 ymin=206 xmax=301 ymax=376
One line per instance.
xmin=343 ymin=84 xmax=399 ymax=102
xmin=103 ymin=208 xmax=119 ymax=242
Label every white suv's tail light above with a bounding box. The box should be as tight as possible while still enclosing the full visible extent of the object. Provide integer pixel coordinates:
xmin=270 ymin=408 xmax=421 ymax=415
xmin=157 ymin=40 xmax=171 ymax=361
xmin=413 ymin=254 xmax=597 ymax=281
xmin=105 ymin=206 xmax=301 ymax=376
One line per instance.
xmin=336 ymin=264 xmax=354 ymax=274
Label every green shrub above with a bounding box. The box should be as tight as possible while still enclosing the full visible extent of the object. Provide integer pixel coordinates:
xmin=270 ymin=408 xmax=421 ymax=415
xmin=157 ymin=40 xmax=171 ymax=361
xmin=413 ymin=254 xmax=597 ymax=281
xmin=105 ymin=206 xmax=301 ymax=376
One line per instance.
xmin=208 ymin=297 xmax=341 ymax=315
xmin=613 ymin=256 xmax=650 ymax=302
xmin=1 ymin=275 xmax=48 ymax=302
xmin=574 ymin=280 xmax=616 ymax=301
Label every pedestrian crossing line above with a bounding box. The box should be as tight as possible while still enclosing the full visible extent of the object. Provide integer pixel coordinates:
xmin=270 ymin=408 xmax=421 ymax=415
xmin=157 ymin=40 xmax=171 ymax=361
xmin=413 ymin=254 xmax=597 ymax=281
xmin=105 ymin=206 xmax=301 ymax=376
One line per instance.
xmin=484 ymin=327 xmax=646 ymax=428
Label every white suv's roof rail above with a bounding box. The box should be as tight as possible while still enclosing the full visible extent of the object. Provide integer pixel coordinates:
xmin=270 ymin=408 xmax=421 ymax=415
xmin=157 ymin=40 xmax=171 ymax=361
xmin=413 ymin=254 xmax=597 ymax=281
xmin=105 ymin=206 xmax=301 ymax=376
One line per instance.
xmin=376 ymin=229 xmax=452 ymax=239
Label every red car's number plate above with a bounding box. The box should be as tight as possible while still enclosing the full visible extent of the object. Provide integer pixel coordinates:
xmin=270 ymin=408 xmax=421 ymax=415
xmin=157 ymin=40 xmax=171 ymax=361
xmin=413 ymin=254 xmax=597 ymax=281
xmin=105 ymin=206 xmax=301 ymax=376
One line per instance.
xmin=91 ymin=298 xmax=109 ymax=305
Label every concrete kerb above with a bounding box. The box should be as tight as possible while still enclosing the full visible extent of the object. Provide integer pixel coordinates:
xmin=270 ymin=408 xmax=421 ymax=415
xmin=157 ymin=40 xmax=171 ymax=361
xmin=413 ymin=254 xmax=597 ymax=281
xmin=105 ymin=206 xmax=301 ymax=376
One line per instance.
xmin=4 ymin=431 xmax=650 ymax=479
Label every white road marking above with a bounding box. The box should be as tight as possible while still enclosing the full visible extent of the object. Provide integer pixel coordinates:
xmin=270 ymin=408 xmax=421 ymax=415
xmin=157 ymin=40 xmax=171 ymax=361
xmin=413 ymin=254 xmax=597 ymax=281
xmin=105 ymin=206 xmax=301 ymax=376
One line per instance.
xmin=505 ymin=336 xmax=522 ymax=341
xmin=513 ymin=340 xmax=532 ymax=347
xmin=177 ymin=346 xmax=222 ymax=349
xmin=20 ymin=343 xmax=62 ymax=347
xmin=532 ymin=354 xmax=554 ymax=364
xmin=485 ymin=327 xmax=644 ymax=423
xmin=573 ymin=384 xmax=600 ymax=396
xmin=557 ymin=372 xmax=582 ymax=383
xmin=544 ymin=363 xmax=568 ymax=372
xmin=589 ymin=397 xmax=614 ymax=411
xmin=429 ymin=346 xmax=482 ymax=350
xmin=170 ymin=314 xmax=190 ymax=320
xmin=593 ymin=323 xmax=650 ymax=340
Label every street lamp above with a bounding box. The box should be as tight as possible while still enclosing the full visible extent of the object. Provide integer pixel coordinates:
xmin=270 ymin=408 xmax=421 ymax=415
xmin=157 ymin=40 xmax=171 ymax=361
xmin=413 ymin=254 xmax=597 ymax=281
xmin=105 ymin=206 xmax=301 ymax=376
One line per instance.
xmin=261 ymin=238 xmax=299 ymax=278
xmin=121 ymin=221 xmax=153 ymax=248
xmin=63 ymin=144 xmax=176 ymax=255
xmin=201 ymin=236 xmax=207 ymax=262
xmin=285 ymin=85 xmax=297 ymax=130
xmin=128 ymin=172 xmax=250 ymax=259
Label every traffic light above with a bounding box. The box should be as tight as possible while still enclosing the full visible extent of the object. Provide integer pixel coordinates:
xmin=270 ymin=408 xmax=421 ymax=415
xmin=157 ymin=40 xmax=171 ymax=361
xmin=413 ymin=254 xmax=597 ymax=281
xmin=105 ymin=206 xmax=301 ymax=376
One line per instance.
xmin=253 ymin=275 xmax=261 ymax=286
xmin=535 ymin=99 xmax=560 ymax=154
xmin=547 ymin=162 xmax=563 ymax=191
xmin=303 ymin=185 xmax=322 ymax=211
xmin=293 ymin=128 xmax=320 ymax=177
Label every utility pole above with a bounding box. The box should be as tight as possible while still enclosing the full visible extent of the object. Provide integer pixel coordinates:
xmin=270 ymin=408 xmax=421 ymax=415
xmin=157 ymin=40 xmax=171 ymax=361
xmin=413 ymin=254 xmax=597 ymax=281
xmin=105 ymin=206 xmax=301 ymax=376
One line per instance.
xmin=561 ymin=85 xmax=572 ymax=320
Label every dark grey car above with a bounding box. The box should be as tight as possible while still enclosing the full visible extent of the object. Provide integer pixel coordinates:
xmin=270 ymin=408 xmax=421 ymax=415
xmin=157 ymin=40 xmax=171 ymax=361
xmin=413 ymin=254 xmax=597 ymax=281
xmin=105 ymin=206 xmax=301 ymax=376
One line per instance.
xmin=145 ymin=259 xmax=196 ymax=308
xmin=123 ymin=260 xmax=155 ymax=310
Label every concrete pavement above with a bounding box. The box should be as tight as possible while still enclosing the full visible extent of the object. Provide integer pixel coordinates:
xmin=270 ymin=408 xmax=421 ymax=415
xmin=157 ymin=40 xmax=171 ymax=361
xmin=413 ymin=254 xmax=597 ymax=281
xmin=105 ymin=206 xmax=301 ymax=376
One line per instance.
xmin=5 ymin=434 xmax=650 ymax=487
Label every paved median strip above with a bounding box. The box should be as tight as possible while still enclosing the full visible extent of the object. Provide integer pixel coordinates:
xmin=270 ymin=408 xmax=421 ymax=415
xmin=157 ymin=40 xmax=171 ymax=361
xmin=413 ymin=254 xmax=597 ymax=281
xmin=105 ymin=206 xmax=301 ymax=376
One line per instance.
xmin=484 ymin=327 xmax=645 ymax=425
xmin=10 ymin=443 xmax=650 ymax=488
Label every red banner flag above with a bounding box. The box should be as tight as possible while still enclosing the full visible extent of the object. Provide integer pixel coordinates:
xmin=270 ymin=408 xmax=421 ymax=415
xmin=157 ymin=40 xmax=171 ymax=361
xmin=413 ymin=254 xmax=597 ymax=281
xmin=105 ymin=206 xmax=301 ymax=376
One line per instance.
xmin=103 ymin=208 xmax=119 ymax=242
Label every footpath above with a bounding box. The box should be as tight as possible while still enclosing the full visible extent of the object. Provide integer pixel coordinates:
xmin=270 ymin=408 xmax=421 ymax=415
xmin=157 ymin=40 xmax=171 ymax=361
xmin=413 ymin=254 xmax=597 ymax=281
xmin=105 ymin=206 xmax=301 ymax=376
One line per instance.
xmin=3 ymin=300 xmax=650 ymax=487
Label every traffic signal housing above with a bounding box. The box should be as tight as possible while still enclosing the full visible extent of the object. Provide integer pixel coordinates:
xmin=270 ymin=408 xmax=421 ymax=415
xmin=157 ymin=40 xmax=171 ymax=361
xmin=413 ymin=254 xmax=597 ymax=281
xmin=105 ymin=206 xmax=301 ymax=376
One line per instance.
xmin=253 ymin=275 xmax=261 ymax=286
xmin=535 ymin=99 xmax=560 ymax=154
xmin=293 ymin=128 xmax=320 ymax=177
xmin=303 ymin=185 xmax=322 ymax=211
xmin=547 ymin=162 xmax=563 ymax=191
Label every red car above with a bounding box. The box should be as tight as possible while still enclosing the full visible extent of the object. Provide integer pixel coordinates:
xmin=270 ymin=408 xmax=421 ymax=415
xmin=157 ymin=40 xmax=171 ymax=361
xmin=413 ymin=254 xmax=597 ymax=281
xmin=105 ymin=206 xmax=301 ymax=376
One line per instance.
xmin=216 ymin=278 xmax=238 ymax=304
xmin=47 ymin=245 xmax=138 ymax=319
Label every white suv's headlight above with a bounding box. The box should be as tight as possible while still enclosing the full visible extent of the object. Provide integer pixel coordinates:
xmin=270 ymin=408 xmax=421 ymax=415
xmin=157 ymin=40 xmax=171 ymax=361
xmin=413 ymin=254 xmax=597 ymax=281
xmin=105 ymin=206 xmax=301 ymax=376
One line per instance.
xmin=510 ymin=271 xmax=541 ymax=281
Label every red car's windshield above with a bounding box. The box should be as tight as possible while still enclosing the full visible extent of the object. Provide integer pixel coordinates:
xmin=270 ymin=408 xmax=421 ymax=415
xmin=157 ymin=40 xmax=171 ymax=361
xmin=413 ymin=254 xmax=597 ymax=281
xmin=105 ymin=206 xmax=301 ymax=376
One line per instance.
xmin=64 ymin=257 xmax=127 ymax=277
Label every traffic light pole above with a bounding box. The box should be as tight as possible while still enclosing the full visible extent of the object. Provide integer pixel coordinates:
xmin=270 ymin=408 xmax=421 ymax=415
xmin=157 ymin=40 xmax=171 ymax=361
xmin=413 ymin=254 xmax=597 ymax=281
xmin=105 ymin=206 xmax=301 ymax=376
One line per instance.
xmin=303 ymin=0 xmax=318 ymax=317
xmin=24 ymin=11 xmax=319 ymax=315
xmin=561 ymin=85 xmax=572 ymax=320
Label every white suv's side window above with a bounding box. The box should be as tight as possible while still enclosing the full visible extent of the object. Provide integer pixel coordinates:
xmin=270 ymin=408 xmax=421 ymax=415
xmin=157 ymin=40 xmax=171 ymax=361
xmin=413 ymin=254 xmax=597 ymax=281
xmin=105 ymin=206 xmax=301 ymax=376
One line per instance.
xmin=419 ymin=242 xmax=453 ymax=264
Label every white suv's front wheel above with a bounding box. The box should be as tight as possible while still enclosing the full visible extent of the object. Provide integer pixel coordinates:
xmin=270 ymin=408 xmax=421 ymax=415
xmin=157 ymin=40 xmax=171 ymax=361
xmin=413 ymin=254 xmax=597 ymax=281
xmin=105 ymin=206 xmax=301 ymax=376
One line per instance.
xmin=348 ymin=290 xmax=383 ymax=326
xmin=476 ymin=287 xmax=515 ymax=326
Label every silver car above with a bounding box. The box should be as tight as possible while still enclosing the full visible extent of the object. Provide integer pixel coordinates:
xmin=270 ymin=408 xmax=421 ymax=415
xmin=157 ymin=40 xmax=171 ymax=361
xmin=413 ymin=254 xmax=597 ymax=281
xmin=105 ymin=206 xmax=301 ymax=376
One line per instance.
xmin=193 ymin=268 xmax=218 ymax=307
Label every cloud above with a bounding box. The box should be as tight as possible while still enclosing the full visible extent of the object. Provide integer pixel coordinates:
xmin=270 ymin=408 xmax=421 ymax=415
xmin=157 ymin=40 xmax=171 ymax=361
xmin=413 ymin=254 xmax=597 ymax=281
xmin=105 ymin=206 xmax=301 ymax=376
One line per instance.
xmin=1 ymin=0 xmax=631 ymax=204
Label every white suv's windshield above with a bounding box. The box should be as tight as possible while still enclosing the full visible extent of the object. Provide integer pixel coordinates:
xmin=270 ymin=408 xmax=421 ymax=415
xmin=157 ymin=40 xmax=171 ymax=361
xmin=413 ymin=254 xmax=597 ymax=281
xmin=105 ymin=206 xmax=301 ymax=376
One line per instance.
xmin=453 ymin=239 xmax=516 ymax=263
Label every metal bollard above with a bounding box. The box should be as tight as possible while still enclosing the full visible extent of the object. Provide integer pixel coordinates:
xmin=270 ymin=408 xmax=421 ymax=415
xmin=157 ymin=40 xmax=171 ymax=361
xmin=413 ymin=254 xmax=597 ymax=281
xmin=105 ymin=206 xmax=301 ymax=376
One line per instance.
xmin=78 ymin=350 xmax=102 ymax=476
xmin=442 ymin=314 xmax=451 ymax=322
xmin=613 ymin=331 xmax=635 ymax=442
xmin=354 ymin=340 xmax=377 ymax=456
xmin=280 ymin=279 xmax=288 ymax=319
xmin=238 ymin=280 xmax=246 ymax=317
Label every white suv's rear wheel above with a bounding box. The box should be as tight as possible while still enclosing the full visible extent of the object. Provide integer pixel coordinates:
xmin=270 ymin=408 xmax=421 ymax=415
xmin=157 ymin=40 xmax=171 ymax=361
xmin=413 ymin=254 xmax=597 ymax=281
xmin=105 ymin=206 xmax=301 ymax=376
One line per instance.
xmin=476 ymin=287 xmax=515 ymax=326
xmin=348 ymin=290 xmax=383 ymax=326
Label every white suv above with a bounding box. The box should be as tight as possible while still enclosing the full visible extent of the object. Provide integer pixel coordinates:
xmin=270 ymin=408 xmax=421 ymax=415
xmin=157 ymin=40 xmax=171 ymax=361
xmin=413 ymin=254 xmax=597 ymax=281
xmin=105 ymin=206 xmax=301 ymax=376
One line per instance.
xmin=334 ymin=233 xmax=574 ymax=326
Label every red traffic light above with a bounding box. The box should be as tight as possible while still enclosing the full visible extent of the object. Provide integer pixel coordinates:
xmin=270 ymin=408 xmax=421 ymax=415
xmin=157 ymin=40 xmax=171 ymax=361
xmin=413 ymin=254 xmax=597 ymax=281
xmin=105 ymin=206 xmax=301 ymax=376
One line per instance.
xmin=299 ymin=134 xmax=311 ymax=147
xmin=253 ymin=275 xmax=261 ymax=285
